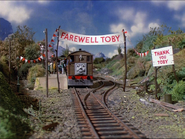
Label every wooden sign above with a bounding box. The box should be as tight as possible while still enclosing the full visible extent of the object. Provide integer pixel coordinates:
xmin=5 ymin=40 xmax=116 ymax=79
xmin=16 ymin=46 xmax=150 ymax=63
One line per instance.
xmin=151 ymin=46 xmax=174 ymax=67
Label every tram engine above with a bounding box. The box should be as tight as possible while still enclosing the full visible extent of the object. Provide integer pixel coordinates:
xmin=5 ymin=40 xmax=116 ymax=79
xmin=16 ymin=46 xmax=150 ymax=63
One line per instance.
xmin=67 ymin=49 xmax=93 ymax=87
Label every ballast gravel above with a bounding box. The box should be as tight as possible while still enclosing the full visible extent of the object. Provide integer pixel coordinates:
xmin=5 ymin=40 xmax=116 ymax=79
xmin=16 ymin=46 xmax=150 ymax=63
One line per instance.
xmin=24 ymin=81 xmax=185 ymax=139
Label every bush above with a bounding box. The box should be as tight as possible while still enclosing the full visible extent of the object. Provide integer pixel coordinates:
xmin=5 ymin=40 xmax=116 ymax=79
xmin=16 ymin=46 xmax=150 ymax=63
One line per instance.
xmin=169 ymin=80 xmax=185 ymax=101
xmin=177 ymin=67 xmax=185 ymax=80
xmin=0 ymin=107 xmax=31 ymax=139
xmin=0 ymin=56 xmax=9 ymax=78
xmin=18 ymin=63 xmax=32 ymax=79
xmin=24 ymin=43 xmax=40 ymax=60
xmin=27 ymin=64 xmax=45 ymax=89
xmin=0 ymin=72 xmax=31 ymax=138
xmin=94 ymin=57 xmax=105 ymax=64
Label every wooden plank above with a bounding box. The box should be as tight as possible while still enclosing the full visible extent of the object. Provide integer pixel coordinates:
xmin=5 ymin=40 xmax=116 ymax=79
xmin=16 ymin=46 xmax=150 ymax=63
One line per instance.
xmin=149 ymin=98 xmax=185 ymax=112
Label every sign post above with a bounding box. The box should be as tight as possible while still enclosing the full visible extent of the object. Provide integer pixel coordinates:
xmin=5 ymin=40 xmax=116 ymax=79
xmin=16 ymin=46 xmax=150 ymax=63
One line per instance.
xmin=151 ymin=46 xmax=174 ymax=99
xmin=122 ymin=29 xmax=127 ymax=92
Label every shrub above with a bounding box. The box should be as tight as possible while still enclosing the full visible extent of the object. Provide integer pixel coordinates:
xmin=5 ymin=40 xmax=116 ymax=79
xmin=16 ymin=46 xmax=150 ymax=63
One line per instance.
xmin=27 ymin=64 xmax=45 ymax=89
xmin=18 ymin=63 xmax=32 ymax=79
xmin=177 ymin=67 xmax=185 ymax=80
xmin=0 ymin=56 xmax=9 ymax=78
xmin=0 ymin=72 xmax=31 ymax=138
xmin=24 ymin=43 xmax=40 ymax=60
xmin=0 ymin=107 xmax=31 ymax=139
xmin=94 ymin=57 xmax=105 ymax=64
xmin=169 ymin=80 xmax=185 ymax=101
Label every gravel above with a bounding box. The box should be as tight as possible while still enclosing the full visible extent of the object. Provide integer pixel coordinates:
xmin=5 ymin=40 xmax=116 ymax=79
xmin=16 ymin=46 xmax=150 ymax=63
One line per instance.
xmin=107 ymin=87 xmax=185 ymax=138
xmin=21 ymin=78 xmax=185 ymax=139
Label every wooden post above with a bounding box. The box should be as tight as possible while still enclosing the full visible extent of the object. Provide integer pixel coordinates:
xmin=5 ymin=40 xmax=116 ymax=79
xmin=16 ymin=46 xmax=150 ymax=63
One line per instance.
xmin=122 ymin=29 xmax=127 ymax=92
xmin=169 ymin=38 xmax=179 ymax=83
xmin=56 ymin=26 xmax=61 ymax=93
xmin=9 ymin=39 xmax=11 ymax=84
xmin=154 ymin=67 xmax=158 ymax=99
xmin=45 ymin=28 xmax=49 ymax=97
xmin=152 ymin=45 xmax=159 ymax=99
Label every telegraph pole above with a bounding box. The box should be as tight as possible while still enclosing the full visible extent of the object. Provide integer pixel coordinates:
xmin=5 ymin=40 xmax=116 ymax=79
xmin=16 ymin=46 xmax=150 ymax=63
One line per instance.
xmin=122 ymin=29 xmax=127 ymax=92
xmin=56 ymin=26 xmax=61 ymax=93
xmin=45 ymin=28 xmax=48 ymax=97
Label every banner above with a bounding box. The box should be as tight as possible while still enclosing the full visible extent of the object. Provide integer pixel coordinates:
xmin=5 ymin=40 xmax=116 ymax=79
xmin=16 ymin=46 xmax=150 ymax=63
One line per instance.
xmin=151 ymin=46 xmax=174 ymax=67
xmin=58 ymin=29 xmax=123 ymax=45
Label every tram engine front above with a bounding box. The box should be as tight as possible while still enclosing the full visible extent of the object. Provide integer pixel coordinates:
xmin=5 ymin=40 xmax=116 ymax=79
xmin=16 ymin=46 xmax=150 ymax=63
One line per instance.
xmin=67 ymin=49 xmax=93 ymax=87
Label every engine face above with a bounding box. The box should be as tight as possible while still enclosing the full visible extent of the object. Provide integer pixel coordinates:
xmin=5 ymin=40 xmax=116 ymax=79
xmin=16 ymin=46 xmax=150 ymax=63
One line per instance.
xmin=75 ymin=63 xmax=87 ymax=75
xmin=67 ymin=49 xmax=93 ymax=87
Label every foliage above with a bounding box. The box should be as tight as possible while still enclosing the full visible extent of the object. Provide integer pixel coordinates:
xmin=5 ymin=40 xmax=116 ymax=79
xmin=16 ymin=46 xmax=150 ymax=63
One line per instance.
xmin=24 ymin=43 xmax=40 ymax=60
xmin=27 ymin=64 xmax=45 ymax=88
xmin=127 ymin=48 xmax=137 ymax=57
xmin=135 ymin=41 xmax=143 ymax=52
xmin=168 ymin=80 xmax=185 ymax=101
xmin=63 ymin=45 xmax=70 ymax=57
xmin=0 ymin=72 xmax=31 ymax=138
xmin=0 ymin=72 xmax=24 ymax=114
xmin=117 ymin=45 xmax=122 ymax=55
xmin=0 ymin=25 xmax=36 ymax=77
xmin=14 ymin=25 xmax=35 ymax=53
xmin=18 ymin=63 xmax=33 ymax=79
xmin=177 ymin=67 xmax=185 ymax=80
xmin=0 ymin=107 xmax=31 ymax=139
xmin=159 ymin=67 xmax=185 ymax=101
xmin=0 ymin=56 xmax=9 ymax=77
xmin=142 ymin=35 xmax=157 ymax=51
xmin=178 ymin=39 xmax=185 ymax=49
xmin=93 ymin=57 xmax=105 ymax=64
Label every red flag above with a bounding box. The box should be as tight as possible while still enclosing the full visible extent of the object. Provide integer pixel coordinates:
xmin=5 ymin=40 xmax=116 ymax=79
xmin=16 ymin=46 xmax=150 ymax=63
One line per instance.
xmin=51 ymin=39 xmax=54 ymax=42
xmin=33 ymin=60 xmax=36 ymax=63
xmin=53 ymin=34 xmax=56 ymax=37
xmin=38 ymin=57 xmax=41 ymax=61
xmin=22 ymin=57 xmax=25 ymax=61
xmin=49 ymin=44 xmax=52 ymax=47
xmin=42 ymin=54 xmax=46 ymax=57
xmin=28 ymin=60 xmax=30 ymax=63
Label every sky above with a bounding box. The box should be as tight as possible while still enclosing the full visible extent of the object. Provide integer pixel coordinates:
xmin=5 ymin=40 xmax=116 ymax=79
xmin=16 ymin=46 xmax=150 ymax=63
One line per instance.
xmin=0 ymin=0 xmax=185 ymax=58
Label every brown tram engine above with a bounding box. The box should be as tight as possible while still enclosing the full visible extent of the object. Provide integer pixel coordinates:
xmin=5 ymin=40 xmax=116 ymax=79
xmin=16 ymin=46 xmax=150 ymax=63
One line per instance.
xmin=67 ymin=49 xmax=93 ymax=87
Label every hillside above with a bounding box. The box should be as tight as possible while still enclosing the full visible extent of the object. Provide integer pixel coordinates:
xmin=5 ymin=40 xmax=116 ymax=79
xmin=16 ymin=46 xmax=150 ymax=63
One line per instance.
xmin=0 ymin=72 xmax=31 ymax=138
xmin=98 ymin=34 xmax=185 ymax=101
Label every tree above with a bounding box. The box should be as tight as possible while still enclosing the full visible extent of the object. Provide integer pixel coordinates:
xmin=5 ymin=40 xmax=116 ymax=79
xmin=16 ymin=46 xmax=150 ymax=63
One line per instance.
xmin=62 ymin=45 xmax=70 ymax=57
xmin=0 ymin=25 xmax=36 ymax=77
xmin=117 ymin=45 xmax=122 ymax=55
xmin=13 ymin=25 xmax=35 ymax=57
xmin=94 ymin=57 xmax=105 ymax=64
xmin=24 ymin=43 xmax=40 ymax=60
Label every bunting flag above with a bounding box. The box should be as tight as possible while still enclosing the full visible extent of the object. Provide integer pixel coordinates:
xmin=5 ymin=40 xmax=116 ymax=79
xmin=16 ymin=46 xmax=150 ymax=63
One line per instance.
xmin=18 ymin=54 xmax=45 ymax=64
xmin=122 ymin=29 xmax=127 ymax=34
xmin=46 ymin=29 xmax=58 ymax=56
xmin=48 ymin=29 xmax=57 ymax=49
xmin=133 ymin=48 xmax=149 ymax=57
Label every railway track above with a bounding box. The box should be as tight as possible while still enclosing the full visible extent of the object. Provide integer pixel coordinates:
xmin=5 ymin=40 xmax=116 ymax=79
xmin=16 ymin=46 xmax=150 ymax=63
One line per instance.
xmin=70 ymin=80 xmax=147 ymax=139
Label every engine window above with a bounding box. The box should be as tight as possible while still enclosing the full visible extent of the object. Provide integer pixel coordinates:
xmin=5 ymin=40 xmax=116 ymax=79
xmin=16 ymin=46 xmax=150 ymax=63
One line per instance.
xmin=87 ymin=56 xmax=91 ymax=62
